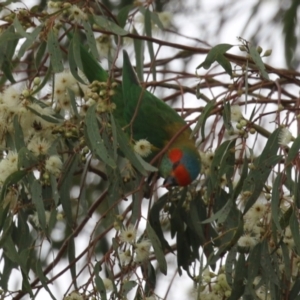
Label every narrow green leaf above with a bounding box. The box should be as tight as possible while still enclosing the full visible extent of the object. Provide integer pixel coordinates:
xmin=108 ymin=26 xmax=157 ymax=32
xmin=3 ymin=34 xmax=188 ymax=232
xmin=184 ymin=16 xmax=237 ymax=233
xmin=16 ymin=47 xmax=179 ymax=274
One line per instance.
xmin=0 ymin=28 xmax=21 ymax=44
xmin=114 ymin=119 xmax=148 ymax=176
xmin=13 ymin=16 xmax=30 ymax=38
xmin=0 ymin=215 xmax=13 ymax=247
xmin=21 ymin=271 xmax=33 ymax=297
xmin=110 ymin=114 xmax=118 ymax=160
xmin=68 ymin=38 xmax=86 ymax=84
xmin=144 ymin=9 xmax=156 ymax=81
xmin=281 ymin=243 xmax=291 ymax=279
xmin=289 ymin=278 xmax=300 ymax=300
xmin=191 ymin=99 xmax=216 ymax=139
xmin=289 ymin=209 xmax=300 ymax=255
xmin=0 ymin=254 xmax=15 ymax=289
xmin=149 ymin=193 xmax=172 ymax=251
xmin=27 ymin=103 xmax=62 ymax=123
xmin=47 ymin=30 xmax=64 ymax=73
xmin=209 ymin=139 xmax=236 ymax=188
xmin=0 ymin=170 xmax=27 ymax=203
xmin=218 ymin=55 xmax=233 ymax=77
xmin=133 ymin=28 xmax=144 ymax=82
xmin=1 ymin=59 xmax=16 ymax=83
xmin=135 ymin=154 xmax=157 ymax=172
xmin=82 ymin=20 xmax=99 ymax=59
xmin=93 ymin=15 xmax=128 ymax=36
xmin=0 ymin=26 xmax=18 ymax=83
xmin=257 ymin=128 xmax=281 ymax=163
xmin=50 ymin=173 xmax=59 ymax=206
xmin=247 ymin=243 xmax=262 ymax=287
xmin=94 ymin=262 xmax=107 ymax=300
xmin=223 ymin=102 xmax=233 ymax=131
xmin=117 ymin=5 xmax=134 ymax=28
xmin=225 ymin=247 xmax=237 ymax=287
xmin=68 ymin=237 xmax=77 ymax=289
xmin=35 ymin=41 xmax=47 ymax=69
xmin=202 ymin=199 xmax=233 ymax=224
xmin=229 ymin=253 xmax=246 ymax=299
xmin=271 ymin=173 xmax=283 ymax=231
xmin=243 ymin=155 xmax=282 ymax=213
xmin=244 ymin=59 xmax=249 ymax=109
xmin=188 ymin=196 xmax=206 ymax=241
xmin=282 ymin=0 xmax=299 ymax=68
xmin=144 ymin=262 xmax=156 ymax=294
xmin=131 ymin=189 xmax=143 ymax=224
xmin=260 ymin=240 xmax=279 ymax=285
xmin=294 ymin=172 xmax=300 ymax=209
xmin=249 ymin=46 xmax=269 ymax=80
xmin=36 ymin=260 xmax=56 ymax=300
xmin=59 ymin=154 xmax=79 ymax=226
xmin=122 ymin=281 xmax=137 ymax=295
xmin=18 ymin=25 xmax=42 ymax=59
xmin=3 ymin=236 xmax=24 ymax=269
xmin=31 ymin=180 xmax=46 ymax=231
xmin=243 ymin=128 xmax=282 ymax=213
xmin=232 ymin=156 xmax=248 ymax=200
xmin=67 ymin=88 xmax=79 ymax=117
xmin=287 ymin=133 xmax=300 ymax=164
xmin=150 ymin=11 xmax=164 ymax=30
xmin=197 ymin=43 xmax=233 ymax=76
xmin=85 ymin=106 xmax=116 ymax=168
xmin=72 ymin=29 xmax=84 ymax=71
xmin=146 ymin=222 xmax=167 ymax=275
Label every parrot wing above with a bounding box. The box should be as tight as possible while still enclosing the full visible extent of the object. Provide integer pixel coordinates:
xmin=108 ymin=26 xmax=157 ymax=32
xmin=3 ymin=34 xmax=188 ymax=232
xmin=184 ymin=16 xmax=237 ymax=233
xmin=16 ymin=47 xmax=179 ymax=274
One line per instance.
xmin=121 ymin=50 xmax=189 ymax=152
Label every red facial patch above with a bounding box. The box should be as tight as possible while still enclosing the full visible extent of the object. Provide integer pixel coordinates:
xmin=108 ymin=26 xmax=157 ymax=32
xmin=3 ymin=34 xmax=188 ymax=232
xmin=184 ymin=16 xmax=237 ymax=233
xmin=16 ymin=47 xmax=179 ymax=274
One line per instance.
xmin=168 ymin=148 xmax=183 ymax=163
xmin=172 ymin=164 xmax=191 ymax=186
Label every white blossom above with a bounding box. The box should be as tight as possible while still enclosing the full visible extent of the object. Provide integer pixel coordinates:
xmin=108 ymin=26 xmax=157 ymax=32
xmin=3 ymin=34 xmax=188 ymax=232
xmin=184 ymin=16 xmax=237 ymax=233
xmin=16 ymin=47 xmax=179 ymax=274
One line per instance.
xmin=0 ymin=151 xmax=19 ymax=184
xmin=119 ymin=224 xmax=137 ymax=244
xmin=119 ymin=250 xmax=131 ymax=266
xmin=134 ymin=139 xmax=152 ymax=157
xmin=45 ymin=155 xmax=63 ymax=175
xmin=134 ymin=239 xmax=152 ymax=262
xmin=278 ymin=127 xmax=293 ymax=146
xmin=63 ymin=291 xmax=84 ymax=300
xmin=230 ymin=105 xmax=243 ymax=121
xmin=103 ymin=278 xmax=113 ymax=291
xmin=27 ymin=137 xmax=51 ymax=156
xmin=237 ymin=233 xmax=258 ymax=249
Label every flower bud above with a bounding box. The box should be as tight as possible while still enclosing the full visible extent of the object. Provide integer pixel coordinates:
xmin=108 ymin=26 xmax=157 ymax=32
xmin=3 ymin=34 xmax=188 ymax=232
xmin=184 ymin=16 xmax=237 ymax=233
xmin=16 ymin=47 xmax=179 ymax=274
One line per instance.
xmin=256 ymin=46 xmax=263 ymax=54
xmin=263 ymin=49 xmax=272 ymax=57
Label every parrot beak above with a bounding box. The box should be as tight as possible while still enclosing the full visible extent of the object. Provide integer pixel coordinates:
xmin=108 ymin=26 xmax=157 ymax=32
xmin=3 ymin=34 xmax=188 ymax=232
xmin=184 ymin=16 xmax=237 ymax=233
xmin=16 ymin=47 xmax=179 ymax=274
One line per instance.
xmin=163 ymin=176 xmax=178 ymax=188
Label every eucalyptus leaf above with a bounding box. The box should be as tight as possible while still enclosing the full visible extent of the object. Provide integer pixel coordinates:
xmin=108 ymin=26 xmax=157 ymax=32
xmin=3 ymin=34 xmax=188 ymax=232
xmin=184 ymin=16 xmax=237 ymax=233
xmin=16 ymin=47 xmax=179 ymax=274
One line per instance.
xmin=144 ymin=9 xmax=156 ymax=81
xmin=191 ymin=99 xmax=216 ymax=139
xmin=82 ymin=20 xmax=99 ymax=59
xmin=94 ymin=262 xmax=107 ymax=300
xmin=85 ymin=105 xmax=116 ymax=168
xmin=93 ymin=15 xmax=128 ymax=36
xmin=249 ymin=45 xmax=269 ymax=80
xmin=47 ymin=30 xmax=64 ymax=73
xmin=146 ymin=222 xmax=167 ymax=275
xmin=197 ymin=43 xmax=233 ymax=77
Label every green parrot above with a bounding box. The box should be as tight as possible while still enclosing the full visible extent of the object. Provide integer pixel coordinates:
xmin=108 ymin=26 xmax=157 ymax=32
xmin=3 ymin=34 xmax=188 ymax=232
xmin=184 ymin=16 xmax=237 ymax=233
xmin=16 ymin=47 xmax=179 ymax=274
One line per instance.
xmin=81 ymin=48 xmax=200 ymax=186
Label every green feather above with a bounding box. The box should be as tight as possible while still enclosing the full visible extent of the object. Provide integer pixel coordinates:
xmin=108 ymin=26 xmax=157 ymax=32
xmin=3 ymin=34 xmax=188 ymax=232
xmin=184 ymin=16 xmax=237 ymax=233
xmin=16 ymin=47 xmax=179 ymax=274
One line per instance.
xmin=80 ymin=46 xmax=200 ymax=184
xmin=121 ymin=50 xmax=190 ymax=153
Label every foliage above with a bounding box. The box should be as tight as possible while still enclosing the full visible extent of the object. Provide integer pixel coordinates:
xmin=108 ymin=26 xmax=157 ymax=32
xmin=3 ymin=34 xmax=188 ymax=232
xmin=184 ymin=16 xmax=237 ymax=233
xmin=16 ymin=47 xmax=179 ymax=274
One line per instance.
xmin=0 ymin=0 xmax=299 ymax=300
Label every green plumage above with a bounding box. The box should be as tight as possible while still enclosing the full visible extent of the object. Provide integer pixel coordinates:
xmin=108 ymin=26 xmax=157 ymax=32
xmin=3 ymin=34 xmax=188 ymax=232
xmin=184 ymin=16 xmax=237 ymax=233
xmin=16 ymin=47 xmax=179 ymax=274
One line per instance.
xmin=120 ymin=51 xmax=192 ymax=157
xmin=81 ymin=47 xmax=200 ymax=185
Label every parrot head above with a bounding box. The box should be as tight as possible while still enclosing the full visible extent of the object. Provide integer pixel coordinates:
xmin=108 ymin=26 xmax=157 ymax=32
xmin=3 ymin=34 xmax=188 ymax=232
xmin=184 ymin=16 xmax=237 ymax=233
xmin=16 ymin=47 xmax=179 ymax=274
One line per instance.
xmin=160 ymin=146 xmax=200 ymax=187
